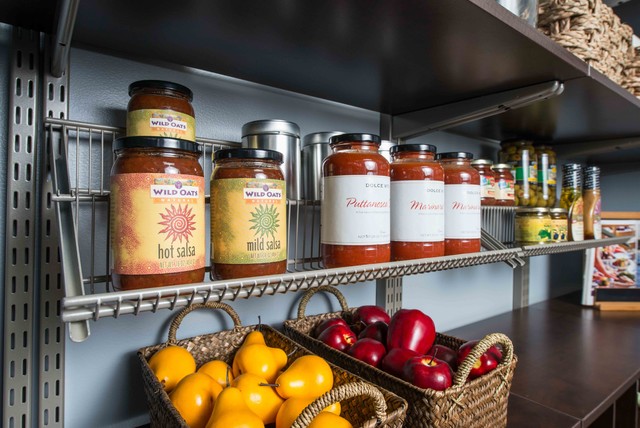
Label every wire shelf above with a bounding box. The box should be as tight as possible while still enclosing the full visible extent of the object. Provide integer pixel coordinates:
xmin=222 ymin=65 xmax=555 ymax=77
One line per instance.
xmin=521 ymin=236 xmax=630 ymax=257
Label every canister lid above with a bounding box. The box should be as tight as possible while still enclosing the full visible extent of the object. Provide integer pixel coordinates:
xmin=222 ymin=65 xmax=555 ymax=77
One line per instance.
xmin=302 ymin=131 xmax=344 ymax=147
xmin=329 ymin=133 xmax=381 ymax=145
xmin=515 ymin=207 xmax=551 ymax=214
xmin=128 ymin=80 xmax=193 ymax=101
xmin=114 ymin=136 xmax=200 ymax=153
xmin=436 ymin=152 xmax=474 ymax=160
xmin=550 ymin=208 xmax=568 ymax=214
xmin=214 ymin=148 xmax=283 ymax=163
xmin=492 ymin=163 xmax=512 ymax=169
xmin=241 ymin=119 xmax=300 ymax=138
xmin=471 ymin=159 xmax=493 ymax=166
xmin=389 ymin=143 xmax=437 ymax=154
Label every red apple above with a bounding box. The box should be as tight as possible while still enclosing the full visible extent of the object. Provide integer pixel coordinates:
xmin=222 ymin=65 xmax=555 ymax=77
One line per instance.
xmin=387 ymin=309 xmax=436 ymax=355
xmin=313 ymin=317 xmax=348 ymax=338
xmin=402 ymin=355 xmax=453 ymax=391
xmin=456 ymin=340 xmax=500 ymax=380
xmin=317 ymin=324 xmax=357 ymax=352
xmin=358 ymin=321 xmax=388 ymax=344
xmin=380 ymin=348 xmax=420 ymax=378
xmin=353 ymin=305 xmax=391 ymax=326
xmin=347 ymin=338 xmax=387 ymax=367
xmin=426 ymin=344 xmax=458 ymax=371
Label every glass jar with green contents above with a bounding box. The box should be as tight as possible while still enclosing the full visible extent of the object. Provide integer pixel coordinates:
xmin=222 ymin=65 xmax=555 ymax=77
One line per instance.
xmin=535 ymin=144 xmax=557 ymax=207
xmin=515 ymin=207 xmax=553 ymax=244
xmin=560 ymin=163 xmax=584 ymax=241
xmin=509 ymin=141 xmax=538 ymax=206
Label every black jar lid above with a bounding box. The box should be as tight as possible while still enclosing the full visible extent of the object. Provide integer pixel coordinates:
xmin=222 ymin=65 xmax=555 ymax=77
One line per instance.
xmin=128 ymin=80 xmax=193 ymax=101
xmin=114 ymin=136 xmax=200 ymax=153
xmin=329 ymin=133 xmax=381 ymax=145
xmin=389 ymin=143 xmax=437 ymax=154
xmin=214 ymin=148 xmax=283 ymax=163
xmin=436 ymin=151 xmax=474 ymax=160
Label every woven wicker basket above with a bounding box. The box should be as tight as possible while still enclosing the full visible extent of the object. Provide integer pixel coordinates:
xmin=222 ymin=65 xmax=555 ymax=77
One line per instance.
xmin=283 ymin=286 xmax=518 ymax=428
xmin=138 ymin=302 xmax=407 ymax=428
xmin=623 ymin=46 xmax=640 ymax=97
xmin=538 ymin=0 xmax=633 ymax=85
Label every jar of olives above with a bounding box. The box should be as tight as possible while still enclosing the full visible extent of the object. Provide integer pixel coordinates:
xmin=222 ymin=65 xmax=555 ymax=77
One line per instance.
xmin=535 ymin=144 xmax=557 ymax=207
xmin=507 ymin=141 xmax=538 ymax=207
xmin=560 ymin=163 xmax=584 ymax=241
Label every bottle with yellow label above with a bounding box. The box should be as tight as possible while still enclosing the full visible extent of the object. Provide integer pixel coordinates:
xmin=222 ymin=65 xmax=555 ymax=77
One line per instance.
xmin=560 ymin=163 xmax=584 ymax=241
xmin=583 ymin=166 xmax=602 ymax=240
xmin=210 ymin=148 xmax=287 ymax=280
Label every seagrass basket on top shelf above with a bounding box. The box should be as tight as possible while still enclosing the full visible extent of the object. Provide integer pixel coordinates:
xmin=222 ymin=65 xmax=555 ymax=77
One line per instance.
xmin=623 ymin=46 xmax=640 ymax=97
xmin=538 ymin=0 xmax=634 ymax=86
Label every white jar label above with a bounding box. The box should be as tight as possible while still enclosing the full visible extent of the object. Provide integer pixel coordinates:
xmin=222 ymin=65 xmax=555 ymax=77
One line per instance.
xmin=444 ymin=184 xmax=481 ymax=239
xmin=391 ymin=180 xmax=445 ymax=242
xmin=321 ymin=175 xmax=390 ymax=245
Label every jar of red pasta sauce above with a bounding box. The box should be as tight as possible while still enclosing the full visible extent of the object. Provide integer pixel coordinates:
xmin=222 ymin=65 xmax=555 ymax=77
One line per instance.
xmin=127 ymin=80 xmax=196 ymax=142
xmin=321 ymin=133 xmax=390 ymax=268
xmin=110 ymin=136 xmax=206 ymax=290
xmin=389 ymin=144 xmax=444 ymax=260
xmin=210 ymin=148 xmax=287 ymax=280
xmin=492 ymin=163 xmax=516 ymax=206
xmin=471 ymin=159 xmax=496 ymax=205
xmin=436 ymin=152 xmax=482 ymax=255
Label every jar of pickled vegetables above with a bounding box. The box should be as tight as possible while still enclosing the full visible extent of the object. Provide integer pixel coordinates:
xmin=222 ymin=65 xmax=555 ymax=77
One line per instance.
xmin=560 ymin=163 xmax=584 ymax=241
xmin=549 ymin=208 xmax=568 ymax=242
xmin=471 ymin=159 xmax=496 ymax=205
xmin=502 ymin=140 xmax=538 ymax=206
xmin=515 ymin=207 xmax=553 ymax=245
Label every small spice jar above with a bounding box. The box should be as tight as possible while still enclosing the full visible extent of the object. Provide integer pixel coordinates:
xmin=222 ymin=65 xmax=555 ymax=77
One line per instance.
xmin=110 ymin=136 xmax=205 ymax=290
xmin=471 ymin=159 xmax=496 ymax=205
xmin=321 ymin=133 xmax=390 ymax=268
xmin=210 ymin=148 xmax=287 ymax=280
xmin=492 ymin=163 xmax=515 ymax=206
xmin=515 ymin=207 xmax=553 ymax=245
xmin=436 ymin=152 xmax=481 ymax=255
xmin=390 ymin=144 xmax=445 ymax=260
xmin=127 ymin=80 xmax=195 ymax=142
xmin=550 ymin=208 xmax=568 ymax=242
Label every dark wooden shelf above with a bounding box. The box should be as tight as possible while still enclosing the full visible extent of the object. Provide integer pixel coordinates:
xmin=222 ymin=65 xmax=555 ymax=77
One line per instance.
xmin=447 ymin=292 xmax=640 ymax=427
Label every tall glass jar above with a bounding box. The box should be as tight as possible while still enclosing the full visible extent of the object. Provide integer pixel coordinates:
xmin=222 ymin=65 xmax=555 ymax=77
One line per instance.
xmin=492 ymin=163 xmax=515 ymax=206
xmin=471 ymin=159 xmax=496 ymax=205
xmin=436 ymin=152 xmax=481 ymax=255
xmin=535 ymin=144 xmax=557 ymax=207
xmin=210 ymin=148 xmax=287 ymax=280
xmin=110 ymin=136 xmax=205 ymax=290
xmin=390 ymin=144 xmax=445 ymax=261
xmin=127 ymin=80 xmax=195 ymax=142
xmin=583 ymin=166 xmax=602 ymax=240
xmin=512 ymin=140 xmax=538 ymax=207
xmin=321 ymin=133 xmax=390 ymax=268
xmin=560 ymin=163 xmax=584 ymax=241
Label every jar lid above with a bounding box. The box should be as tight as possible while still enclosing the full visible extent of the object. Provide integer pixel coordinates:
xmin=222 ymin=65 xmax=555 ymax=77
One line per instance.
xmin=128 ymin=80 xmax=193 ymax=101
xmin=492 ymin=163 xmax=512 ymax=169
xmin=242 ymin=119 xmax=300 ymax=138
xmin=302 ymin=131 xmax=344 ymax=147
xmin=214 ymin=148 xmax=283 ymax=163
xmin=389 ymin=143 xmax=437 ymax=154
xmin=329 ymin=133 xmax=381 ymax=145
xmin=550 ymin=208 xmax=568 ymax=214
xmin=516 ymin=207 xmax=551 ymax=214
xmin=471 ymin=159 xmax=493 ymax=166
xmin=436 ymin=152 xmax=474 ymax=160
xmin=114 ymin=136 xmax=200 ymax=153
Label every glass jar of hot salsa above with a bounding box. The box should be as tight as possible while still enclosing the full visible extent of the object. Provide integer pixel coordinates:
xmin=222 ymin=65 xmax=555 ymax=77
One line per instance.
xmin=471 ymin=159 xmax=496 ymax=205
xmin=110 ymin=136 xmax=206 ymax=290
xmin=389 ymin=144 xmax=444 ymax=261
xmin=211 ymin=148 xmax=287 ymax=280
xmin=321 ymin=133 xmax=390 ymax=268
xmin=436 ymin=152 xmax=481 ymax=255
xmin=492 ymin=163 xmax=515 ymax=206
xmin=127 ymin=80 xmax=196 ymax=142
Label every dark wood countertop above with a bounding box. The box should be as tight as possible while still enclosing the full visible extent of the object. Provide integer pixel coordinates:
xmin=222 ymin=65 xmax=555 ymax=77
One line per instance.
xmin=447 ymin=292 xmax=640 ymax=427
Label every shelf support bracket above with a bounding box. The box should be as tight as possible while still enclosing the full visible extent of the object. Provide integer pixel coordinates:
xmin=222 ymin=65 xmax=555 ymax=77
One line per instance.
xmin=51 ymin=0 xmax=80 ymax=77
xmin=376 ymin=278 xmax=403 ymax=316
xmin=513 ymin=260 xmax=530 ymax=309
xmin=392 ymin=80 xmax=564 ymax=140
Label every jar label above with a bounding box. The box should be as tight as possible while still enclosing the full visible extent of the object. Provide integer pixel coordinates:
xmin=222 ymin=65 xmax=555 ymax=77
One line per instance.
xmin=549 ymin=164 xmax=557 ymax=185
xmin=568 ymin=197 xmax=584 ymax=241
xmin=495 ymin=178 xmax=515 ymax=200
xmin=390 ymin=180 xmax=444 ymax=242
xmin=211 ymin=178 xmax=287 ymax=264
xmin=127 ymin=109 xmax=196 ymax=141
xmin=110 ymin=173 xmax=205 ymax=275
xmin=593 ymin=196 xmax=602 ymax=239
xmin=515 ymin=217 xmax=553 ymax=243
xmin=480 ymin=175 xmax=496 ymax=198
xmin=444 ymin=184 xmax=481 ymax=239
xmin=550 ymin=219 xmax=568 ymax=242
xmin=321 ymin=175 xmax=390 ymax=245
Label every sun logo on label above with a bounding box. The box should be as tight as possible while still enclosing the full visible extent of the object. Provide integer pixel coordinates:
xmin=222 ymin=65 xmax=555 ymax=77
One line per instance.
xmin=249 ymin=204 xmax=280 ymax=239
xmin=158 ymin=204 xmax=196 ymax=243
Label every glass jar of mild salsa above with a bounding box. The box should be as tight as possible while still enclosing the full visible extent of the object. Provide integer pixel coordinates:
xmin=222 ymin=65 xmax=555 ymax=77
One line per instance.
xmin=127 ymin=80 xmax=196 ymax=142
xmin=210 ymin=148 xmax=287 ymax=280
xmin=389 ymin=144 xmax=444 ymax=260
xmin=436 ymin=152 xmax=482 ymax=255
xmin=321 ymin=133 xmax=390 ymax=268
xmin=110 ymin=136 xmax=206 ymax=290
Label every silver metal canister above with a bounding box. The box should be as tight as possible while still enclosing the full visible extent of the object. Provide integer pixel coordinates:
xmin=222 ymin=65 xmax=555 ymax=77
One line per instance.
xmin=302 ymin=131 xmax=343 ymax=200
xmin=241 ymin=119 xmax=302 ymax=200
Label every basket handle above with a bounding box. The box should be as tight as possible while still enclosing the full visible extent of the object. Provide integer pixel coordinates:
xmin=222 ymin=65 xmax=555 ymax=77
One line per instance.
xmin=297 ymin=286 xmax=349 ymax=319
xmin=452 ymin=332 xmax=514 ymax=387
xmin=167 ymin=302 xmax=242 ymax=345
xmin=291 ymin=382 xmax=388 ymax=428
